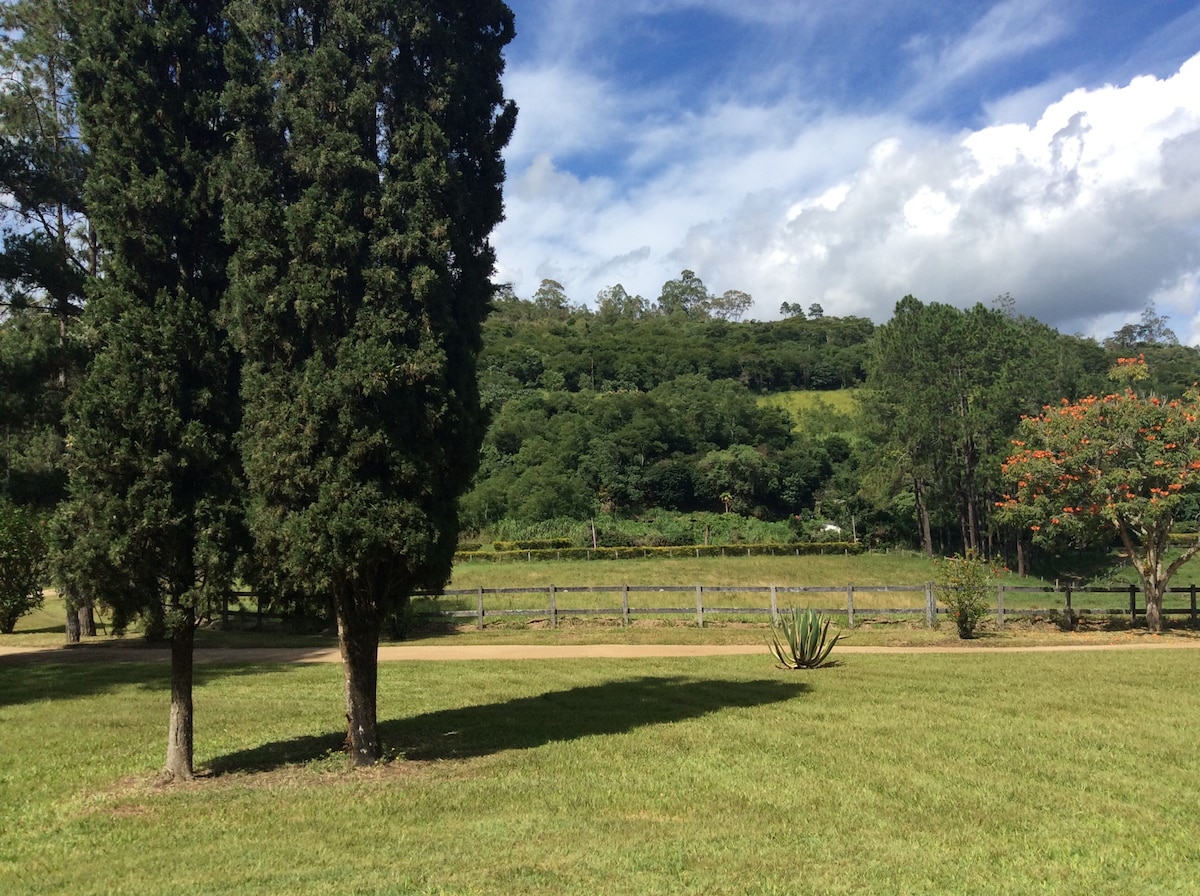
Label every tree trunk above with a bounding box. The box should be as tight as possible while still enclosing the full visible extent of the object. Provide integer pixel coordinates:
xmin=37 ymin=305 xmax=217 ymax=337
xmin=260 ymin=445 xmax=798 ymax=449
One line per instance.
xmin=337 ymin=600 xmax=381 ymax=766
xmin=65 ymin=605 xmax=81 ymax=643
xmin=1016 ymin=535 xmax=1027 ymax=578
xmin=163 ymin=609 xmax=196 ymax=782
xmin=965 ymin=494 xmax=979 ymax=553
xmin=914 ymin=478 xmax=934 ymax=557
xmin=1144 ymin=585 xmax=1164 ymax=633
xmin=78 ymin=592 xmax=97 ymax=637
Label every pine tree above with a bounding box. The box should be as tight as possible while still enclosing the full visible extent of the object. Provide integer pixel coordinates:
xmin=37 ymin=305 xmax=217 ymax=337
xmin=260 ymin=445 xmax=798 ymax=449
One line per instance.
xmin=66 ymin=0 xmax=241 ymax=781
xmin=223 ymin=0 xmax=516 ymax=764
xmin=0 ymin=0 xmax=89 ymax=508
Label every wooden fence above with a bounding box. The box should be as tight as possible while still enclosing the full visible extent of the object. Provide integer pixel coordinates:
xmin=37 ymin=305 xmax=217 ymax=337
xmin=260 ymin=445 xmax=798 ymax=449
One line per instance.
xmin=219 ymin=582 xmax=1200 ymax=630
xmin=407 ymin=582 xmax=1200 ymax=630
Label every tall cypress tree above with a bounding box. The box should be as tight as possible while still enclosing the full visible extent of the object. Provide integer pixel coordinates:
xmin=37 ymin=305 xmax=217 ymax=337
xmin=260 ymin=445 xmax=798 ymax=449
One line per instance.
xmin=66 ymin=0 xmax=240 ymax=781
xmin=224 ymin=0 xmax=516 ymax=764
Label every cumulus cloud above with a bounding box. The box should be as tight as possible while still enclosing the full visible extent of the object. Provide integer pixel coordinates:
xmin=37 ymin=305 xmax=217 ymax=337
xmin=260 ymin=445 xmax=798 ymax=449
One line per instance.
xmin=494 ymin=7 xmax=1200 ymax=345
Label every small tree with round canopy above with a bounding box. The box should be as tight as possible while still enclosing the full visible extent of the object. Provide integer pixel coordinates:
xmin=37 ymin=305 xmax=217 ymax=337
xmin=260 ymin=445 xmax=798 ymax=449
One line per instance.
xmin=997 ymin=357 xmax=1200 ymax=632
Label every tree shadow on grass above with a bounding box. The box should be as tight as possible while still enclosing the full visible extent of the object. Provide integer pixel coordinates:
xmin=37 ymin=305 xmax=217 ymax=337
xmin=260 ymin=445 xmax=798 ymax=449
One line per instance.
xmin=208 ymin=675 xmax=809 ymax=774
xmin=0 ymin=654 xmax=304 ymax=709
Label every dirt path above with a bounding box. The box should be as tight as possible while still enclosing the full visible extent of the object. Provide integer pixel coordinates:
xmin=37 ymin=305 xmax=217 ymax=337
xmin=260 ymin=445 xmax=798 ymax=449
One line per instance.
xmin=3 ymin=638 xmax=1200 ymax=665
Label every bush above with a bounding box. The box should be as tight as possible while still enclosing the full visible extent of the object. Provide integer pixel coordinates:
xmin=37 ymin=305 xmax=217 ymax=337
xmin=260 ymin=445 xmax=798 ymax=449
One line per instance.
xmin=0 ymin=500 xmax=47 ymax=634
xmin=454 ymin=541 xmax=864 ymax=563
xmin=768 ymin=608 xmax=842 ymax=669
xmin=492 ymin=538 xmax=573 ymax=552
xmin=933 ymin=550 xmax=998 ymax=639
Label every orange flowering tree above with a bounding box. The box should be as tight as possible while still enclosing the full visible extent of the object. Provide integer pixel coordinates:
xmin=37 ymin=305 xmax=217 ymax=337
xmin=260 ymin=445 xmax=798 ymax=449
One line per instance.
xmin=997 ymin=358 xmax=1200 ymax=632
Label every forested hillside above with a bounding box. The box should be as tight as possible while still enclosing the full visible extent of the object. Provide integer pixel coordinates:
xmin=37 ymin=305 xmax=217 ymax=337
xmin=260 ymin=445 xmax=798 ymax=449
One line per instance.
xmin=462 ymin=286 xmax=1200 ymax=560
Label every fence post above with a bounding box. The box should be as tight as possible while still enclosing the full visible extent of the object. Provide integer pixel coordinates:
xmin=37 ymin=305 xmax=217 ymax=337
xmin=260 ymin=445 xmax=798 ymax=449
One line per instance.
xmin=1129 ymin=584 xmax=1137 ymax=628
xmin=622 ymin=584 xmax=630 ymax=627
xmin=549 ymin=584 xmax=557 ymax=629
xmin=1191 ymin=584 xmax=1197 ymax=629
xmin=925 ymin=582 xmax=935 ymax=628
xmin=476 ymin=587 xmax=484 ymax=631
xmin=846 ymin=583 xmax=855 ymax=629
xmin=770 ymin=584 xmax=778 ymax=625
xmin=695 ymin=584 xmax=705 ymax=627
xmin=997 ymin=584 xmax=1005 ymax=628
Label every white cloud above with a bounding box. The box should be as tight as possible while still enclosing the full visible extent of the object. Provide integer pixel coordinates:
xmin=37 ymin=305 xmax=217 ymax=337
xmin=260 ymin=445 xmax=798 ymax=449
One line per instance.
xmin=929 ymin=0 xmax=1067 ymax=83
xmin=495 ymin=38 xmax=1200 ymax=345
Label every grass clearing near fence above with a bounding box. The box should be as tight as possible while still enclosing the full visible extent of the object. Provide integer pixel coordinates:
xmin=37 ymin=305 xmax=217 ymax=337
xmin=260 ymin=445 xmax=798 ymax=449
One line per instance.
xmin=2 ymin=649 xmax=1199 ymax=895
xmin=446 ymin=549 xmax=941 ymax=590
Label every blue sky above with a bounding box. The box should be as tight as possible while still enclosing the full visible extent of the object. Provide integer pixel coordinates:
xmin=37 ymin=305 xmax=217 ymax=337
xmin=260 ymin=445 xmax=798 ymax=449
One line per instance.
xmin=492 ymin=0 xmax=1200 ymax=344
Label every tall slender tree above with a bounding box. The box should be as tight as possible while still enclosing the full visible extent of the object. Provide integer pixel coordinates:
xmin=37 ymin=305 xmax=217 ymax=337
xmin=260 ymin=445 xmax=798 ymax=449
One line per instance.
xmin=0 ymin=0 xmax=88 ymax=501
xmin=0 ymin=0 xmax=96 ymax=637
xmin=66 ymin=0 xmax=241 ymax=781
xmin=223 ymin=0 xmax=516 ymax=764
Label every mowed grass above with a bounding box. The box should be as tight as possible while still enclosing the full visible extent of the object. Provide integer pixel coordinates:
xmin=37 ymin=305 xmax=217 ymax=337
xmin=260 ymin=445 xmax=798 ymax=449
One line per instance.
xmin=2 ymin=650 xmax=1199 ymax=895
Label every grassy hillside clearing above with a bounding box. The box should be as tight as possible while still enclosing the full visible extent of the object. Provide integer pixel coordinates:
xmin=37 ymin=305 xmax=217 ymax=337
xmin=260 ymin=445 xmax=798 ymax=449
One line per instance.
xmin=759 ymin=388 xmax=861 ymax=433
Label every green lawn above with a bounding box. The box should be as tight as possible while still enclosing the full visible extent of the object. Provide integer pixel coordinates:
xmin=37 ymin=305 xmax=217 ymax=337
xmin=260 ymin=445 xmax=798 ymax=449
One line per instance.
xmin=2 ymin=650 xmax=1198 ymax=895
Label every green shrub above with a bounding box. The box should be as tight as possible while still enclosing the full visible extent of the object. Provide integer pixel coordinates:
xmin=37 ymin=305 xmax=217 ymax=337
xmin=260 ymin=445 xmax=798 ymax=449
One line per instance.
xmin=492 ymin=538 xmax=573 ymax=552
xmin=455 ymin=541 xmax=864 ymax=563
xmin=0 ymin=500 xmax=47 ymax=634
xmin=768 ymin=607 xmax=842 ymax=669
xmin=933 ymin=550 xmax=998 ymax=639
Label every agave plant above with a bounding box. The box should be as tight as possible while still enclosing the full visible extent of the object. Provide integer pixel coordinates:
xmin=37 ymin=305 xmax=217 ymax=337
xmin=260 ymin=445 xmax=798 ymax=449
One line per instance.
xmin=768 ymin=607 xmax=842 ymax=669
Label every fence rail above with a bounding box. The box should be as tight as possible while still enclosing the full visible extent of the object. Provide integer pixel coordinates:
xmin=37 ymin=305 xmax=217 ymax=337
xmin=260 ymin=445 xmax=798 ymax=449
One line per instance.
xmin=403 ymin=582 xmax=1200 ymax=630
xmin=219 ymin=582 xmax=1200 ymax=630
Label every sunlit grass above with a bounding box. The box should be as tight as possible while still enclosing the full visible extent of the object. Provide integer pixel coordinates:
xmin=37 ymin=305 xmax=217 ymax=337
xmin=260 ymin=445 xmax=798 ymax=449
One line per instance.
xmin=2 ymin=651 xmax=1198 ymax=895
xmin=447 ymin=549 xmax=939 ymax=590
xmin=759 ymin=388 xmax=862 ymax=433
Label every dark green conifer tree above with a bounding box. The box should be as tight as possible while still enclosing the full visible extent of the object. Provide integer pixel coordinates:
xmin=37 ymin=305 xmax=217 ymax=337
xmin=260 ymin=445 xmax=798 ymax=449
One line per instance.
xmin=223 ymin=0 xmax=516 ymax=763
xmin=66 ymin=0 xmax=240 ymax=781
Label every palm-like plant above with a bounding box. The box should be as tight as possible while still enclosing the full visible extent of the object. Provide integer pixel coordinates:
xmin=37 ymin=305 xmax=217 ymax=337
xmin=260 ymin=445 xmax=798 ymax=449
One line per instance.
xmin=768 ymin=608 xmax=842 ymax=669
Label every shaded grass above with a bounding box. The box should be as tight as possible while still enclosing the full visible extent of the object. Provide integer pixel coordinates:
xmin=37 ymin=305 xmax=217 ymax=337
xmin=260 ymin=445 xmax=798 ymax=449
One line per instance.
xmin=2 ymin=651 xmax=1199 ymax=895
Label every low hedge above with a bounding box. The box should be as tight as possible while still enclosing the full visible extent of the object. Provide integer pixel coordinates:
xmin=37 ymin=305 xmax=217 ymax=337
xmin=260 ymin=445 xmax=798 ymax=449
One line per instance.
xmin=492 ymin=538 xmax=574 ymax=552
xmin=457 ymin=541 xmax=864 ymax=563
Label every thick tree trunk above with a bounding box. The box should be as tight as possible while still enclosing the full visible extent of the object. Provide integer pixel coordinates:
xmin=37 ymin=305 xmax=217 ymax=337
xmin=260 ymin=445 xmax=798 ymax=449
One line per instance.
xmin=78 ymin=592 xmax=97 ymax=637
xmin=1016 ymin=536 xmax=1027 ymax=578
xmin=65 ymin=606 xmax=81 ymax=643
xmin=1144 ymin=586 xmax=1164 ymax=633
xmin=163 ymin=609 xmax=196 ymax=782
xmin=64 ymin=584 xmax=80 ymax=643
xmin=337 ymin=600 xmax=381 ymax=766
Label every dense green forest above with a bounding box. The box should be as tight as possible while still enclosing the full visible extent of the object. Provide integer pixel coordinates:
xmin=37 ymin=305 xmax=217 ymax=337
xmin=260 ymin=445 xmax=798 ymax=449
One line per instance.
xmin=460 ymin=282 xmax=1200 ymax=561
